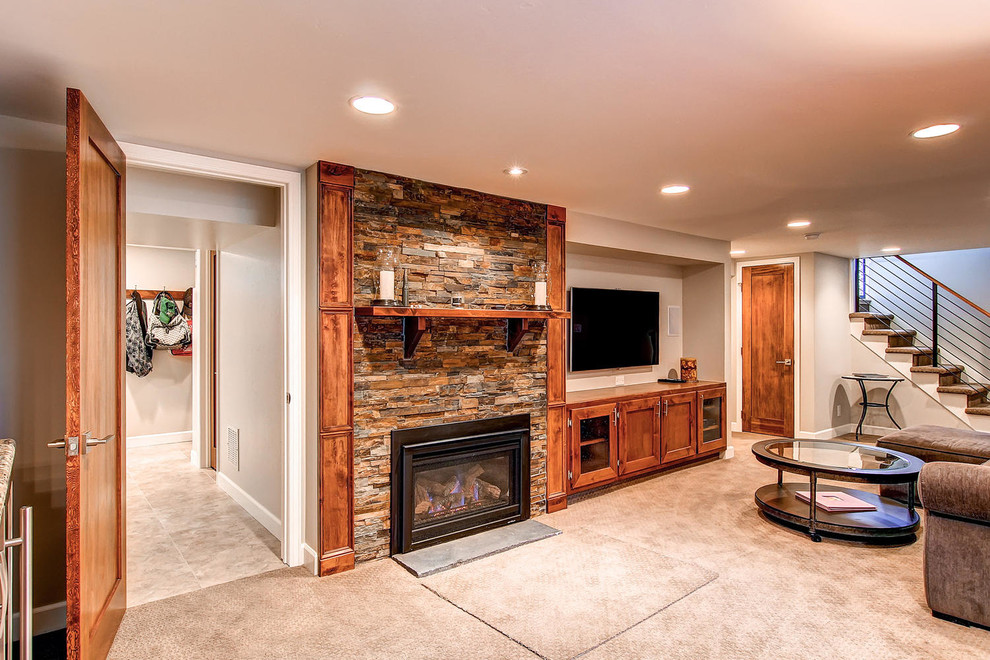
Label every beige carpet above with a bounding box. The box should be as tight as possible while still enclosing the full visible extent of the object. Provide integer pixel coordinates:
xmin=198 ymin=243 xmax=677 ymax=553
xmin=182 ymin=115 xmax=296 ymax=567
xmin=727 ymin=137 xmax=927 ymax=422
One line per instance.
xmin=109 ymin=433 xmax=989 ymax=659
xmin=421 ymin=530 xmax=716 ymax=659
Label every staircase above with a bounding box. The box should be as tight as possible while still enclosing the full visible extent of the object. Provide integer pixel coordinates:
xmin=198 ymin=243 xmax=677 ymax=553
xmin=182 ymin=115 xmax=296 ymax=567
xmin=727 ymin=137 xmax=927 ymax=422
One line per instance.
xmin=849 ymin=255 xmax=990 ymax=433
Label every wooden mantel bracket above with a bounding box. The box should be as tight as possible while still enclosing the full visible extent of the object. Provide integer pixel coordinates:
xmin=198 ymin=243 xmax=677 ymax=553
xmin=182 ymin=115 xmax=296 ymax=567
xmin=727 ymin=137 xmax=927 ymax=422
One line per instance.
xmin=506 ymin=318 xmax=530 ymax=353
xmin=403 ymin=316 xmax=429 ymax=359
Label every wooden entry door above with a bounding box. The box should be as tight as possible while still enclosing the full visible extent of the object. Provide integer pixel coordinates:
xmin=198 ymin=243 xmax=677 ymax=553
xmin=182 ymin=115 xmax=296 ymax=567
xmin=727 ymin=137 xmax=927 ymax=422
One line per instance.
xmin=62 ymin=88 xmax=127 ymax=660
xmin=742 ymin=264 xmax=795 ymax=437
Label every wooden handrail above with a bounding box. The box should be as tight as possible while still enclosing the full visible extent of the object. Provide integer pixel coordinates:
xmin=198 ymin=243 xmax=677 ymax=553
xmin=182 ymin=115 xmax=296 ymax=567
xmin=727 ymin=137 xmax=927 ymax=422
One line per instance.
xmin=894 ymin=256 xmax=990 ymax=320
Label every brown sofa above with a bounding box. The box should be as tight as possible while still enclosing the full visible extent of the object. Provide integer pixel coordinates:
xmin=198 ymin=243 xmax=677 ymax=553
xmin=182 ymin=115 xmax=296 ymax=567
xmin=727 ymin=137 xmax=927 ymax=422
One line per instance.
xmin=877 ymin=425 xmax=990 ymax=628
xmin=877 ymin=425 xmax=990 ymax=502
xmin=919 ymin=459 xmax=990 ymax=628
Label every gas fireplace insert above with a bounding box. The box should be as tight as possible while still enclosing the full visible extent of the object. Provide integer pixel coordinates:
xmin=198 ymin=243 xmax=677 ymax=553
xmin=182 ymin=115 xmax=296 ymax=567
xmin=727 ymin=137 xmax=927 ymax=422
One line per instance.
xmin=390 ymin=415 xmax=531 ymax=555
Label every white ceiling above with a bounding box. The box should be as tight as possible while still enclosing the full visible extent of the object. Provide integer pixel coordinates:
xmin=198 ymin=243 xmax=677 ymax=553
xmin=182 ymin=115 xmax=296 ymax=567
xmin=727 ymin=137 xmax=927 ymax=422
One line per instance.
xmin=3 ymin=1 xmax=990 ymax=257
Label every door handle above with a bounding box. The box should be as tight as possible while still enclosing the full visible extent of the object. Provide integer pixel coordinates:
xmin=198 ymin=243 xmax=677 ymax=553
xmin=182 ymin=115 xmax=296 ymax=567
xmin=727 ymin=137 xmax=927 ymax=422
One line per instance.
xmin=87 ymin=433 xmax=115 ymax=446
xmin=776 ymin=359 xmax=792 ymax=366
xmin=48 ymin=431 xmax=111 ymax=455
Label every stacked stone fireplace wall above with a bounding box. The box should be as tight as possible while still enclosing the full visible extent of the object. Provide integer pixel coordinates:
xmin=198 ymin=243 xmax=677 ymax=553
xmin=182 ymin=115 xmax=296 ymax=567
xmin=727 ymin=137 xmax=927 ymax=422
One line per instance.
xmin=351 ymin=168 xmax=549 ymax=561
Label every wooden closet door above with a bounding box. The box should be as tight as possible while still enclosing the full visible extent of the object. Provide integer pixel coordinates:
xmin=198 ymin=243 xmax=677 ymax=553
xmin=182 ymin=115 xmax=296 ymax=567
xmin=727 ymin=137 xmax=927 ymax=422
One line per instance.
xmin=62 ymin=87 xmax=127 ymax=660
xmin=742 ymin=264 xmax=795 ymax=437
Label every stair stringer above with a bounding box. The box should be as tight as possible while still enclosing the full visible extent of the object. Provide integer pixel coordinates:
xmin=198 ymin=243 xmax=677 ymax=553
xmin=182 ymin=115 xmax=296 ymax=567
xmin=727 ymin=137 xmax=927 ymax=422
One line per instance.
xmin=850 ymin=318 xmax=990 ymax=432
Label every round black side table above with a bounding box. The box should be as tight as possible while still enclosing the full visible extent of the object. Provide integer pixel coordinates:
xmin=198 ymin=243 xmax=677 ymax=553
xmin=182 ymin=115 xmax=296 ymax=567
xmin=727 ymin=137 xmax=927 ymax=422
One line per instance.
xmin=842 ymin=375 xmax=904 ymax=440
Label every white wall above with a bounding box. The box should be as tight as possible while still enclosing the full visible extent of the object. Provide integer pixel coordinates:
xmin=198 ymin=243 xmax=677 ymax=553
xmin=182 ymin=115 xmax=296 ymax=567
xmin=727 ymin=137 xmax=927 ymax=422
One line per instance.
xmin=216 ymin=227 xmax=284 ymax=535
xmin=566 ymin=251 xmax=683 ymax=391
xmin=683 ymin=263 xmax=728 ymax=382
xmin=565 ymin=212 xmax=732 ymax=401
xmin=904 ymin=248 xmax=990 ymax=310
xmin=124 ymin=246 xmax=195 ymax=442
xmin=0 ymin=123 xmax=68 ymax=622
xmin=128 ymin=167 xmax=279 ymax=227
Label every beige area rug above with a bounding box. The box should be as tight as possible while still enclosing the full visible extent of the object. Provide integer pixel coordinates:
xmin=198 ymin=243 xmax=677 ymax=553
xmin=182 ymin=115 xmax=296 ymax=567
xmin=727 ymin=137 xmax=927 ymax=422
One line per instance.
xmin=109 ymin=562 xmax=533 ymax=660
xmin=421 ymin=529 xmax=717 ymax=660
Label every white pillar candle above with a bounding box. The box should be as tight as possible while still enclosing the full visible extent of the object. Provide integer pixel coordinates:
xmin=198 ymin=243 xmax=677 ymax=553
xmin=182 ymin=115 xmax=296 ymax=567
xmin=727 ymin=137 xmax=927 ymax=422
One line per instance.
xmin=379 ymin=270 xmax=395 ymax=301
xmin=534 ymin=281 xmax=547 ymax=307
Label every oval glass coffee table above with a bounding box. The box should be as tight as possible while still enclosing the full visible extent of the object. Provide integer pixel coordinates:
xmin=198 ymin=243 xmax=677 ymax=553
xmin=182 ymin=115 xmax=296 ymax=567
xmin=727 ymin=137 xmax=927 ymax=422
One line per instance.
xmin=751 ymin=439 xmax=924 ymax=543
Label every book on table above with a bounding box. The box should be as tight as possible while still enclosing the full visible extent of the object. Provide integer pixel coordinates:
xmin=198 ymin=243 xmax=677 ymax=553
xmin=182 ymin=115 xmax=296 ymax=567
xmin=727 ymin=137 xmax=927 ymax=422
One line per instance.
xmin=795 ymin=490 xmax=877 ymax=512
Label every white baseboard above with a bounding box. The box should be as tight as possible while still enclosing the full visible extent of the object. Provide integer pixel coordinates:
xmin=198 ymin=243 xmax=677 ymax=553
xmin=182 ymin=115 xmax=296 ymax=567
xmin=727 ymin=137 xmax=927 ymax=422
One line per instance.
xmin=302 ymin=543 xmax=318 ymax=575
xmin=795 ymin=423 xmax=897 ymax=440
xmin=127 ymin=431 xmax=193 ymax=448
xmin=216 ymin=472 xmax=283 ymax=541
xmin=730 ymin=421 xmax=742 ymax=433
xmin=12 ymin=601 xmax=66 ymax=641
xmin=721 ymin=446 xmax=735 ymax=460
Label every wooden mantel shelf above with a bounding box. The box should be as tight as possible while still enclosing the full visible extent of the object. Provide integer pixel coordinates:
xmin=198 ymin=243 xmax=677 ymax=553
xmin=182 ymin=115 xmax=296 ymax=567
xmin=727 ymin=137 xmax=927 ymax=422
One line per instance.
xmin=354 ymin=306 xmax=570 ymax=357
xmin=354 ymin=306 xmax=570 ymax=320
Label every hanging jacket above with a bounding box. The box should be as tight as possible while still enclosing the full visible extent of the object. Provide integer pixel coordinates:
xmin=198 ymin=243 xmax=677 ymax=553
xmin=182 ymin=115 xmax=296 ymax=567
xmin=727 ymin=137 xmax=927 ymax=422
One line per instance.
xmin=125 ymin=296 xmax=153 ymax=377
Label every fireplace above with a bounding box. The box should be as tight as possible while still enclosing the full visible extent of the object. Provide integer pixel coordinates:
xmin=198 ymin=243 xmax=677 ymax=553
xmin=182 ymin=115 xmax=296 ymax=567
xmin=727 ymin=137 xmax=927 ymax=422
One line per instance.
xmin=391 ymin=415 xmax=531 ymax=555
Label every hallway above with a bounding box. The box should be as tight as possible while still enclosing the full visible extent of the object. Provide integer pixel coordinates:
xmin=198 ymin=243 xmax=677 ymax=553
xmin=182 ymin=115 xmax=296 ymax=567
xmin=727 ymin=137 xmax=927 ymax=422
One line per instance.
xmin=126 ymin=443 xmax=283 ymax=606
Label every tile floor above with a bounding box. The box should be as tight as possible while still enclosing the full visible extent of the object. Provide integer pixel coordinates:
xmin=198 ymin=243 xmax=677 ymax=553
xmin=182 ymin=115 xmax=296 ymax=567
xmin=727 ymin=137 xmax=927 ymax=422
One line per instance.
xmin=126 ymin=442 xmax=284 ymax=606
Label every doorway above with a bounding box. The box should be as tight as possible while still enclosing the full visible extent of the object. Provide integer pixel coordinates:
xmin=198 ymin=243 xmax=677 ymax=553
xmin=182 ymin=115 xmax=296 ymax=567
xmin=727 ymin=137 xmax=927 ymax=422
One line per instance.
xmin=123 ymin=175 xmax=286 ymax=605
xmin=741 ymin=263 xmax=795 ymax=437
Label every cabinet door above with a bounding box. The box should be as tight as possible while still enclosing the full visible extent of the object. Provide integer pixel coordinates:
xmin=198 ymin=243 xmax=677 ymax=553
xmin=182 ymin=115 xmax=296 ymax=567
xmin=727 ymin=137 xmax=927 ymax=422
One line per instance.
xmin=697 ymin=387 xmax=727 ymax=454
xmin=660 ymin=392 xmax=698 ymax=464
xmin=618 ymin=397 xmax=661 ymax=475
xmin=569 ymin=403 xmax=618 ymax=490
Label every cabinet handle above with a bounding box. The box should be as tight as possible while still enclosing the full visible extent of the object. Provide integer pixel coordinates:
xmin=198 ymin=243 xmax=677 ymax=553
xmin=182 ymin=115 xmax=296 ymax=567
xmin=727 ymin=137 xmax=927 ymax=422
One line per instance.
xmin=663 ymin=400 xmax=668 ymax=416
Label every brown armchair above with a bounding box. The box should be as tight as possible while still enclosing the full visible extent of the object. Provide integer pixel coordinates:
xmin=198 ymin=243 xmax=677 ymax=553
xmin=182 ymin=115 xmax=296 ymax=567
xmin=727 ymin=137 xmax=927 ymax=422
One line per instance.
xmin=919 ymin=460 xmax=990 ymax=628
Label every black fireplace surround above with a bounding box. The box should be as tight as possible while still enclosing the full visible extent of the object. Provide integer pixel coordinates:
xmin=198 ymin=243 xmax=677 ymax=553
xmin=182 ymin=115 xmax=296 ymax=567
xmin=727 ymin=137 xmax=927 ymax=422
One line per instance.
xmin=390 ymin=414 xmax=531 ymax=555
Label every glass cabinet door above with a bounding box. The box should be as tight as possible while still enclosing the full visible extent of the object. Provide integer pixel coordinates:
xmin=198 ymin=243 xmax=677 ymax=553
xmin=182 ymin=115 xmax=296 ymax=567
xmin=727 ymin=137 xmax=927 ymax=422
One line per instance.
xmin=698 ymin=388 xmax=727 ymax=453
xmin=570 ymin=403 xmax=618 ymax=489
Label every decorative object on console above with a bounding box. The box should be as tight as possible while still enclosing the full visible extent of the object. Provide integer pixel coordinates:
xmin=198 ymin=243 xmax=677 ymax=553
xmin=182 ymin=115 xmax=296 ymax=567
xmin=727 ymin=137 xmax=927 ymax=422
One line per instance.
xmin=532 ymin=260 xmax=549 ymax=310
xmin=372 ymin=246 xmax=400 ymax=306
xmin=680 ymin=357 xmax=698 ymax=383
xmin=401 ymin=268 xmax=409 ymax=306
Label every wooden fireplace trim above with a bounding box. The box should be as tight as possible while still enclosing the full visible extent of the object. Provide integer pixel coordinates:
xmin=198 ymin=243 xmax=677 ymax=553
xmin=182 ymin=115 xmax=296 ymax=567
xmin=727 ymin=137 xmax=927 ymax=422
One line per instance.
xmin=546 ymin=205 xmax=568 ymax=513
xmin=317 ymin=161 xmax=356 ymax=576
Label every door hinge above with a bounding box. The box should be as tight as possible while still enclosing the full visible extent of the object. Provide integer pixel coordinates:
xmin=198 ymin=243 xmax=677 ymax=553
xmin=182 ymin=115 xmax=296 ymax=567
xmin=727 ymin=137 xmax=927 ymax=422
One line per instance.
xmin=567 ymin=470 xmax=573 ymax=480
xmin=567 ymin=418 xmax=572 ymax=428
xmin=286 ymin=392 xmax=291 ymax=404
xmin=613 ymin=409 xmax=618 ymax=425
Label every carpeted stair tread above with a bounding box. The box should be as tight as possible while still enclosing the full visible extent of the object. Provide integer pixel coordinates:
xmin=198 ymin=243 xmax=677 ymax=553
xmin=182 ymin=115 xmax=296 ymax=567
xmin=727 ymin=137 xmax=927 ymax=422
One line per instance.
xmin=886 ymin=346 xmax=932 ymax=354
xmin=862 ymin=328 xmax=917 ymax=337
xmin=910 ymin=365 xmax=964 ymax=374
xmin=849 ymin=312 xmax=894 ymax=321
xmin=937 ymin=383 xmax=989 ymax=395
xmin=965 ymin=404 xmax=990 ymax=416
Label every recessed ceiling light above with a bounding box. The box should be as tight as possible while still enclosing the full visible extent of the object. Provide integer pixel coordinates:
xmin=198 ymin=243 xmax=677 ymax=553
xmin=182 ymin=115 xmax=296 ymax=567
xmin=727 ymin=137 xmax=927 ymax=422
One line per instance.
xmin=911 ymin=123 xmax=960 ymax=139
xmin=503 ymin=166 xmax=528 ymax=176
xmin=787 ymin=220 xmax=812 ymax=228
xmin=349 ymin=96 xmax=396 ymax=115
xmin=660 ymin=184 xmax=690 ymax=195
xmin=881 ymin=246 xmax=901 ymax=253
xmin=729 ymin=249 xmax=746 ymax=256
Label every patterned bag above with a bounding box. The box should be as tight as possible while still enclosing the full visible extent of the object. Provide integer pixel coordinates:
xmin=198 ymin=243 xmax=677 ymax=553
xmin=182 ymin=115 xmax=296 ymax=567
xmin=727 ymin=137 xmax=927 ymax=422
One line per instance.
xmin=125 ymin=297 xmax=153 ymax=376
xmin=147 ymin=292 xmax=192 ymax=350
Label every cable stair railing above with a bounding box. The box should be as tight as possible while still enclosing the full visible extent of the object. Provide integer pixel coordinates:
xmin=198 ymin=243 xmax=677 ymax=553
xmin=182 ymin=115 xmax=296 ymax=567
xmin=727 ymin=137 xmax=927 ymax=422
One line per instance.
xmin=853 ymin=255 xmax=990 ymax=418
xmin=851 ymin=256 xmax=990 ymax=415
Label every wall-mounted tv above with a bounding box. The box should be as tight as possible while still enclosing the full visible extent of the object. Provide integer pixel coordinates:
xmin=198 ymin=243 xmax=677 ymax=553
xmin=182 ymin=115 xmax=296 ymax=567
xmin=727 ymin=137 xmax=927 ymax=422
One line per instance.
xmin=569 ymin=287 xmax=660 ymax=372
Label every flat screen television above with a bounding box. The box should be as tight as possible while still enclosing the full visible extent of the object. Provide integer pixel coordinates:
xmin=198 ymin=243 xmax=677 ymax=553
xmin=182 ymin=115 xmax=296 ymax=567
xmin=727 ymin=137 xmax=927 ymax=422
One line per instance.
xmin=569 ymin=287 xmax=660 ymax=372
